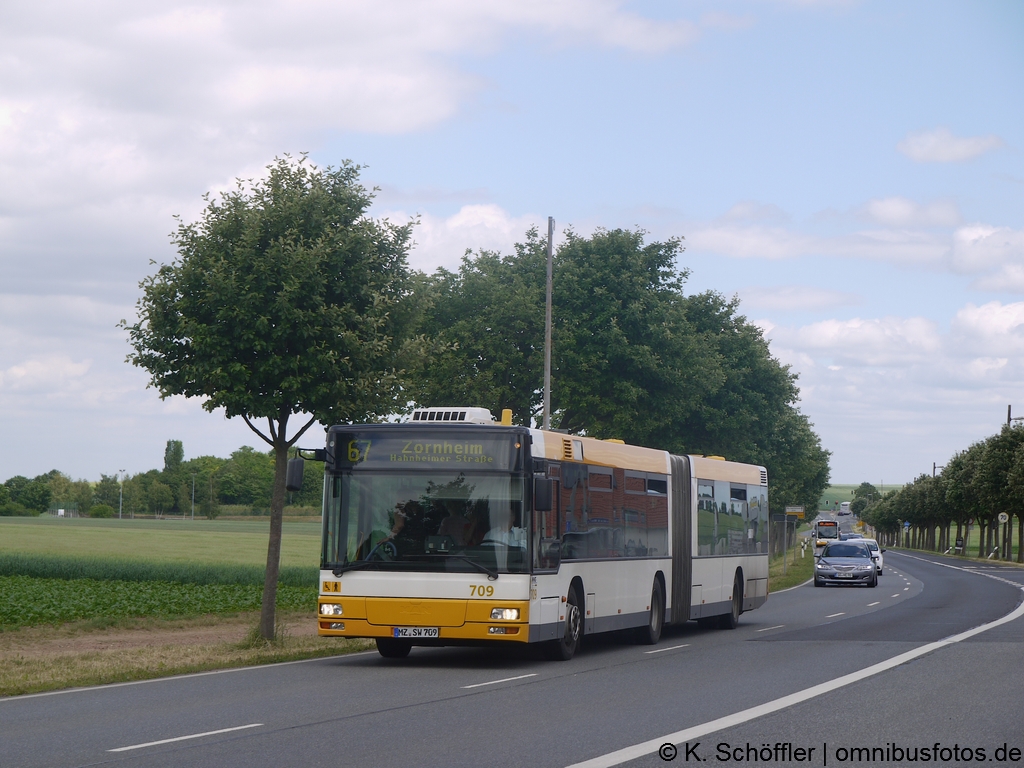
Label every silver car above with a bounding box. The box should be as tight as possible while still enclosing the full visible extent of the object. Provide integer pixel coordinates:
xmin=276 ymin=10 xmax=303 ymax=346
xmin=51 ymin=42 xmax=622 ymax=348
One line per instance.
xmin=859 ymin=538 xmax=885 ymax=575
xmin=814 ymin=541 xmax=878 ymax=588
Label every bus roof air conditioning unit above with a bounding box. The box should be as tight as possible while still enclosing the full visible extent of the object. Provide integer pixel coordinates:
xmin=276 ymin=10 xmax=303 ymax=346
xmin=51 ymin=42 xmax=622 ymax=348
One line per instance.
xmin=409 ymin=407 xmax=495 ymax=425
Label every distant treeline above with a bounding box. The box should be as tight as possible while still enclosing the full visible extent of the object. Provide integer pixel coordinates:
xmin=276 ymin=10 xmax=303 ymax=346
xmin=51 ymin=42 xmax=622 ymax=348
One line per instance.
xmin=0 ymin=440 xmax=322 ymax=518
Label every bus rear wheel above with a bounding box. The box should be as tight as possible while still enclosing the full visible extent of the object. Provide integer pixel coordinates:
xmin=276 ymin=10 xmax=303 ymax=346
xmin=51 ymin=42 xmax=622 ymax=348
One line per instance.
xmin=546 ymin=587 xmax=582 ymax=661
xmin=376 ymin=637 xmax=412 ymax=659
xmin=718 ymin=574 xmax=742 ymax=630
xmin=636 ymin=579 xmax=664 ymax=645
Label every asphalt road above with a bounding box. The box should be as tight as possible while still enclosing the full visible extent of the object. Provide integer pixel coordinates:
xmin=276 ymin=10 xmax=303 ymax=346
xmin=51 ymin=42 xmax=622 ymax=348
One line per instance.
xmin=2 ymin=551 xmax=1022 ymax=768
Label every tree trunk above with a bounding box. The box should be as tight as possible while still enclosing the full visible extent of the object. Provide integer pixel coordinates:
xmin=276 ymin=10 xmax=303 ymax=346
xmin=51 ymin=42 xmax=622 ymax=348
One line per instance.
xmin=978 ymin=520 xmax=987 ymax=558
xmin=1017 ymin=515 xmax=1023 ymax=564
xmin=260 ymin=439 xmax=290 ymax=641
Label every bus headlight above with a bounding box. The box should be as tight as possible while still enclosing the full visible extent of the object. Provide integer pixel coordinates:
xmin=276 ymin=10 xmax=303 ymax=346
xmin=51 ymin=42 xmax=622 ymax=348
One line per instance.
xmin=490 ymin=608 xmax=519 ymax=620
xmin=319 ymin=603 xmax=343 ymax=616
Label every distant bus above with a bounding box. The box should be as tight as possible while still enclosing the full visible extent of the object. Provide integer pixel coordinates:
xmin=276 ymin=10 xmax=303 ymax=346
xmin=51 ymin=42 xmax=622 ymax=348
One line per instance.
xmin=813 ymin=519 xmax=841 ymax=554
xmin=307 ymin=406 xmax=770 ymax=661
xmin=838 ymin=501 xmax=851 ymax=515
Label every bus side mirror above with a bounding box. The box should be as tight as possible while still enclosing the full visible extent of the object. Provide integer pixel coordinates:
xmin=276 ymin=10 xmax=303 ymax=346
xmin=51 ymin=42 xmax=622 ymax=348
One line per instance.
xmin=534 ymin=477 xmax=553 ymax=511
xmin=286 ymin=457 xmax=305 ymax=492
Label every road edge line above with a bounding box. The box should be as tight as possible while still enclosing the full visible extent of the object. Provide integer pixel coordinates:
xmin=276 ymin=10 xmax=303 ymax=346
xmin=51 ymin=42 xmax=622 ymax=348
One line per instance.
xmin=566 ymin=566 xmax=1024 ymax=768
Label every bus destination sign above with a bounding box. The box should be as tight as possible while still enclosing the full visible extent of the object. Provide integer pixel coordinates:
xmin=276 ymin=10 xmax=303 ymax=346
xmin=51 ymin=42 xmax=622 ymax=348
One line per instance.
xmin=330 ymin=430 xmax=521 ymax=472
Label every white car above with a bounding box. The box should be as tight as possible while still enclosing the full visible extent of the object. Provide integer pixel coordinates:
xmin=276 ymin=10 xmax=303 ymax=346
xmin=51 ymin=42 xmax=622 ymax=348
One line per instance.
xmin=859 ymin=538 xmax=885 ymax=575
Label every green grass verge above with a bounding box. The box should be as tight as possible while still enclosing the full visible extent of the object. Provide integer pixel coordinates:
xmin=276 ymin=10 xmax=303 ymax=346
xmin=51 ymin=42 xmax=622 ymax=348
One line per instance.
xmin=768 ymin=546 xmax=814 ymax=592
xmin=0 ymin=575 xmax=316 ymax=630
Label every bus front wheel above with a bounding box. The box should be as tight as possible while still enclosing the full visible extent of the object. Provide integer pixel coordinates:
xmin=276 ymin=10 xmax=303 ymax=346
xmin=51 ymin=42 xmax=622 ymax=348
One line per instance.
xmin=376 ymin=637 xmax=412 ymax=659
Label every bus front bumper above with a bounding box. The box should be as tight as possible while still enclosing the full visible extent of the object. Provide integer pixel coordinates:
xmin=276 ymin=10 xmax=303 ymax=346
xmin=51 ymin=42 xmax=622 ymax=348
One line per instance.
xmin=317 ymin=597 xmax=531 ymax=643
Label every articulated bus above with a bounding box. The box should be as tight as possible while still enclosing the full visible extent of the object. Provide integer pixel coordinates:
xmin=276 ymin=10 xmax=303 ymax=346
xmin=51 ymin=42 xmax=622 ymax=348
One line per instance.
xmin=305 ymin=407 xmax=769 ymax=660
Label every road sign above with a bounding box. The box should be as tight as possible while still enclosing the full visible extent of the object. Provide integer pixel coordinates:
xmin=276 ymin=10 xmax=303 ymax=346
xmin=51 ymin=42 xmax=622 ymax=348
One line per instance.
xmin=904 ymin=521 xmax=911 ymax=529
xmin=785 ymin=505 xmax=804 ymax=513
xmin=787 ymin=511 xmax=805 ymax=518
xmin=998 ymin=512 xmax=1009 ymax=523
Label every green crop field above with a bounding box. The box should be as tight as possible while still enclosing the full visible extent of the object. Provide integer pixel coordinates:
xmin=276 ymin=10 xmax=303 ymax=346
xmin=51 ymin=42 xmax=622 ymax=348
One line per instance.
xmin=818 ymin=482 xmax=904 ymax=511
xmin=0 ymin=517 xmax=324 ymax=630
xmin=0 ymin=516 xmax=321 ymax=568
xmin=0 ymin=575 xmax=314 ymax=629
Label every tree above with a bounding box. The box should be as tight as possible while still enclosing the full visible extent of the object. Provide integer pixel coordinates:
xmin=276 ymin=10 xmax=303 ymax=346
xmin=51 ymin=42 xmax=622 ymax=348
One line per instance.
xmin=124 ymin=155 xmax=418 ymax=639
xmin=413 ymin=226 xmax=830 ymax=514
xmin=163 ymin=440 xmax=184 ymax=476
xmin=415 ymin=227 xmax=721 ymax=442
xmin=218 ymin=446 xmax=275 ymax=508
xmin=18 ymin=474 xmax=54 ymax=513
xmin=94 ymin=474 xmax=121 ymax=509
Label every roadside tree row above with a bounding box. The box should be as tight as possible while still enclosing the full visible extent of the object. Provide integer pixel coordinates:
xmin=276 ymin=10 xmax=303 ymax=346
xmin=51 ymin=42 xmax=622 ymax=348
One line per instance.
xmin=860 ymin=425 xmax=1024 ymax=562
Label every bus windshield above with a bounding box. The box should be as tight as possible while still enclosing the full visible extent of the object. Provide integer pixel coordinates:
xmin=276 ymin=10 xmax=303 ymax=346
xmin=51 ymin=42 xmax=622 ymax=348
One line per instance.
xmin=322 ymin=471 xmax=527 ymax=575
xmin=816 ymin=521 xmax=840 ymax=540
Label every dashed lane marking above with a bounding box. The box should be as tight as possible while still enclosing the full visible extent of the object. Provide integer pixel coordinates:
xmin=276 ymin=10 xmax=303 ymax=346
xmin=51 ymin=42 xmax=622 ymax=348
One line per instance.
xmin=645 ymin=644 xmax=691 ymax=654
xmin=109 ymin=724 xmax=263 ymax=752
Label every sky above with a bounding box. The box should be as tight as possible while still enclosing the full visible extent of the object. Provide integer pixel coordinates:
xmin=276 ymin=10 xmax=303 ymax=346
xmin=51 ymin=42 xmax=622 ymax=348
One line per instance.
xmin=1 ymin=0 xmax=1022 ymax=486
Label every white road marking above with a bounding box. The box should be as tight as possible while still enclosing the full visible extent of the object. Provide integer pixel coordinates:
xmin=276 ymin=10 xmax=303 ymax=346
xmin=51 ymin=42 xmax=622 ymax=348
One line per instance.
xmin=891 ymin=594 xmax=901 ymax=598
xmin=460 ymin=673 xmax=536 ymax=689
xmin=645 ymin=644 xmax=690 ymax=654
xmin=109 ymin=724 xmax=263 ymax=752
xmin=0 ymin=651 xmax=378 ymax=703
xmin=755 ymin=625 xmax=785 ymax=633
xmin=904 ymin=587 xmax=909 ymax=591
xmin=825 ymin=612 xmax=845 ymax=618
xmin=867 ymin=602 xmax=880 ymax=606
xmin=565 ymin=557 xmax=1024 ymax=768
xmin=770 ymin=578 xmax=813 ymax=594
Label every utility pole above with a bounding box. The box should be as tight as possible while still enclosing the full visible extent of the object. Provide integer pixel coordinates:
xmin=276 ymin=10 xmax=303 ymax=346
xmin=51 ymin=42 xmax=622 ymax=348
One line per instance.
xmin=118 ymin=469 xmax=125 ymax=519
xmin=543 ymin=216 xmax=554 ymax=430
xmin=191 ymin=473 xmax=195 ymax=521
xmin=1008 ymin=405 xmax=1024 ymax=427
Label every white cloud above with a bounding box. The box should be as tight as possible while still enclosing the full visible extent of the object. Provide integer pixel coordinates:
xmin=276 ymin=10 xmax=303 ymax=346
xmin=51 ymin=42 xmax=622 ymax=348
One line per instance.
xmin=395 ymin=204 xmax=546 ymax=273
xmin=897 ymin=127 xmax=1004 ymax=163
xmin=738 ymin=285 xmax=860 ymax=312
xmin=973 ymin=265 xmax=1024 ymax=293
xmin=771 ymin=316 xmax=942 ymax=366
xmin=861 ymin=197 xmax=960 ymax=228
xmin=0 ymin=356 xmax=91 ymax=393
xmin=950 ymin=301 xmax=1024 ymax=356
xmin=688 ymin=224 xmax=947 ymax=265
xmin=950 ymin=225 xmax=1024 ymax=274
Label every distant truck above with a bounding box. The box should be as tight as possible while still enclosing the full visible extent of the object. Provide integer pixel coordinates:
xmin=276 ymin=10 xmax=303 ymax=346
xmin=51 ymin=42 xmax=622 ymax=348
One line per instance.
xmin=838 ymin=501 xmax=851 ymax=515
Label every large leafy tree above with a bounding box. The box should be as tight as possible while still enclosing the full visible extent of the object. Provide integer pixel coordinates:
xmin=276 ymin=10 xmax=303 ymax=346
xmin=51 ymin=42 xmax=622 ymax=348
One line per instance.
xmin=414 ymin=226 xmax=829 ymax=510
xmin=414 ymin=227 xmax=721 ymax=444
xmin=124 ymin=156 xmax=417 ymax=639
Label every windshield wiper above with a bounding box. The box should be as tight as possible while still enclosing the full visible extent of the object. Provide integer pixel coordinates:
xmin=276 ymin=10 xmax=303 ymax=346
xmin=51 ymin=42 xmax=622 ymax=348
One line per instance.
xmin=332 ymin=560 xmax=384 ymax=576
xmin=420 ymin=554 xmax=499 ymax=580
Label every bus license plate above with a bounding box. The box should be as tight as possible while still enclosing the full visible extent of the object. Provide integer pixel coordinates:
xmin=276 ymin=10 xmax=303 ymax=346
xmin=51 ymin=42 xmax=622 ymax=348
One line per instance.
xmin=393 ymin=627 xmax=439 ymax=638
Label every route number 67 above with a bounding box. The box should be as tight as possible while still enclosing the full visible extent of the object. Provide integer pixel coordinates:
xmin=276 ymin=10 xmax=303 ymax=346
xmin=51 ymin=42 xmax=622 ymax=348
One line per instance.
xmin=347 ymin=440 xmax=372 ymax=462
